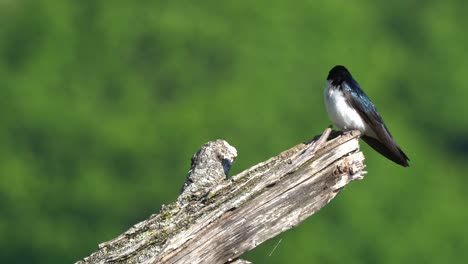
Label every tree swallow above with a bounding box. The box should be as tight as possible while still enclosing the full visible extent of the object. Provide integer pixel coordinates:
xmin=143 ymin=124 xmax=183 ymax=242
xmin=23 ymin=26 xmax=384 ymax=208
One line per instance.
xmin=324 ymin=65 xmax=409 ymax=167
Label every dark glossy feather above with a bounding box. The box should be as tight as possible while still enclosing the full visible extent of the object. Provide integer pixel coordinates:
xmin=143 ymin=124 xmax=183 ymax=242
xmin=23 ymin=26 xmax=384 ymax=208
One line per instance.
xmin=361 ymin=135 xmax=409 ymax=167
xmin=342 ymin=81 xmax=409 ymax=167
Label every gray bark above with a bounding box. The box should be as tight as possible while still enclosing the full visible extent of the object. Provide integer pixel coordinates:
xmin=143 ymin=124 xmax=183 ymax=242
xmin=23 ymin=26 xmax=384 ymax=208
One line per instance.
xmin=76 ymin=128 xmax=366 ymax=264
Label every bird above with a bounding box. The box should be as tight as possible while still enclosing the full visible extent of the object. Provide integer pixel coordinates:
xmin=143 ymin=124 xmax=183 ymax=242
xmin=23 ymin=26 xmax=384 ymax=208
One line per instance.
xmin=324 ymin=65 xmax=409 ymax=167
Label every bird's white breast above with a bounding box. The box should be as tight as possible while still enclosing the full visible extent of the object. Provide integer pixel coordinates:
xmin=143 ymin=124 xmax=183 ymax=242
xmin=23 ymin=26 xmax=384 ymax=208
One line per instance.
xmin=324 ymin=81 xmax=369 ymax=133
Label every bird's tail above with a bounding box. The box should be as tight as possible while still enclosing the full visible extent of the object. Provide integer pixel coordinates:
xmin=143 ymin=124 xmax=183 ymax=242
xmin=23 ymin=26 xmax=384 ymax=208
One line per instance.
xmin=361 ymin=135 xmax=410 ymax=167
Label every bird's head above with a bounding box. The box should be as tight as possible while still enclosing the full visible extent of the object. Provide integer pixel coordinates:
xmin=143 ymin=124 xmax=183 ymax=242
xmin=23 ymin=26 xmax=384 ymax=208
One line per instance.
xmin=327 ymin=65 xmax=352 ymax=86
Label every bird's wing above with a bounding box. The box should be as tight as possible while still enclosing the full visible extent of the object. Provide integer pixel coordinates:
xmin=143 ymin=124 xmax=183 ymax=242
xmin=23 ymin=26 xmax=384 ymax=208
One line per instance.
xmin=341 ymin=81 xmax=409 ymax=166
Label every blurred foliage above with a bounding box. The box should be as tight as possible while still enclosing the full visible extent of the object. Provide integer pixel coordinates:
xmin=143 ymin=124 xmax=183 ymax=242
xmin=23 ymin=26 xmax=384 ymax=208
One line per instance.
xmin=1 ymin=0 xmax=467 ymax=263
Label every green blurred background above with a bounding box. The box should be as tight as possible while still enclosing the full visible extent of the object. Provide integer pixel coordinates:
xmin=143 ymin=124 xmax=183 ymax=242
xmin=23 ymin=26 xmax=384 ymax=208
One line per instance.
xmin=1 ymin=0 xmax=467 ymax=263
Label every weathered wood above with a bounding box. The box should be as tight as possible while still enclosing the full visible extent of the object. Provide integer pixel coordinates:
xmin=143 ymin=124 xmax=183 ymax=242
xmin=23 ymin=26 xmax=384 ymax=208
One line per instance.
xmin=76 ymin=128 xmax=366 ymax=264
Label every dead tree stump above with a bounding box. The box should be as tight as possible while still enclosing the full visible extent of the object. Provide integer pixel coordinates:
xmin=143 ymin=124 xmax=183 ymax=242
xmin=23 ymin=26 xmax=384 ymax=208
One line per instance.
xmin=76 ymin=128 xmax=366 ymax=264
